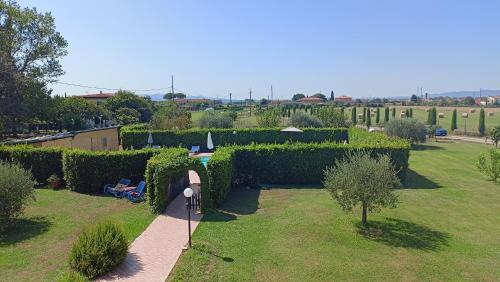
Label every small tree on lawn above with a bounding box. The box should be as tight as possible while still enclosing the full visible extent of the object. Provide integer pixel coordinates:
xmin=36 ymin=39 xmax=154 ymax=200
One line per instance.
xmin=489 ymin=126 xmax=500 ymax=148
xmin=392 ymin=107 xmax=396 ymax=118
xmin=476 ymin=149 xmax=500 ymax=182
xmin=376 ymin=108 xmax=380 ymax=124
xmin=324 ymin=152 xmax=400 ymax=226
xmin=451 ymin=109 xmax=458 ymax=131
xmin=478 ymin=108 xmax=486 ymax=136
xmin=384 ymin=107 xmax=389 ymax=123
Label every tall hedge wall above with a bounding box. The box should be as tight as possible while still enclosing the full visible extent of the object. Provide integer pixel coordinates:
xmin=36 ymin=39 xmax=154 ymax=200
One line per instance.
xmin=145 ymin=148 xmax=191 ymax=213
xmin=120 ymin=126 xmax=349 ymax=150
xmin=206 ymin=136 xmax=410 ymax=207
xmin=62 ymin=148 xmax=164 ymax=193
xmin=0 ymin=145 xmax=65 ymax=184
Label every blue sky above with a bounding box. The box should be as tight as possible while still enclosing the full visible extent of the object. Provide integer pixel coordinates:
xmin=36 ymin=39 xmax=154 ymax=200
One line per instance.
xmin=20 ymin=0 xmax=500 ymax=99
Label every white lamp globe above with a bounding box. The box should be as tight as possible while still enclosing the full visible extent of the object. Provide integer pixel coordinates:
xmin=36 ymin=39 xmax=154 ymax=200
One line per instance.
xmin=183 ymin=187 xmax=194 ymax=198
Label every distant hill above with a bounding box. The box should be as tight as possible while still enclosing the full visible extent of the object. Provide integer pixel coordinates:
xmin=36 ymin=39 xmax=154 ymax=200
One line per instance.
xmin=430 ymin=89 xmax=500 ymax=98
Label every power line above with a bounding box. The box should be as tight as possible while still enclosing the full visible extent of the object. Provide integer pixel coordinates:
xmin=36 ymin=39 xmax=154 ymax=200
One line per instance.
xmin=53 ymin=81 xmax=171 ymax=92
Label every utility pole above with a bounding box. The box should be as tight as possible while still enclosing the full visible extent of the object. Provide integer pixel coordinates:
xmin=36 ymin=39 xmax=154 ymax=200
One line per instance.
xmin=171 ymin=75 xmax=174 ymax=100
xmin=249 ymin=88 xmax=252 ymax=116
xmin=271 ymin=85 xmax=274 ymax=101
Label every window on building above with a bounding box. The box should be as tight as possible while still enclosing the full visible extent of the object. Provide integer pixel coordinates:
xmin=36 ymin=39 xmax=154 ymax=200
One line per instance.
xmin=101 ymin=137 xmax=108 ymax=149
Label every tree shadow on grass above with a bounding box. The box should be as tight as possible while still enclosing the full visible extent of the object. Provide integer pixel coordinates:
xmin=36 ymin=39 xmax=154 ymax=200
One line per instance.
xmin=0 ymin=216 xmax=52 ymax=246
xmin=403 ymin=169 xmax=441 ymax=189
xmin=411 ymin=144 xmax=444 ymax=151
xmin=356 ymin=217 xmax=450 ymax=251
xmin=191 ymin=242 xmax=235 ymax=262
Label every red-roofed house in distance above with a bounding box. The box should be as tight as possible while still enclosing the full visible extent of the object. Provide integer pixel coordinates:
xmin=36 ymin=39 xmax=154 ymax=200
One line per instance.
xmin=335 ymin=95 xmax=352 ymax=104
xmin=296 ymin=97 xmax=325 ymax=104
xmin=78 ymin=91 xmax=114 ymax=104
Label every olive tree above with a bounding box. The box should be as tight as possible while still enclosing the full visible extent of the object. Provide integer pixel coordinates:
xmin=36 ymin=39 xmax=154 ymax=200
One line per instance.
xmin=476 ymin=149 xmax=500 ymax=182
xmin=324 ymin=152 xmax=400 ymax=226
xmin=385 ymin=119 xmax=427 ymax=144
xmin=0 ymin=161 xmax=37 ymax=230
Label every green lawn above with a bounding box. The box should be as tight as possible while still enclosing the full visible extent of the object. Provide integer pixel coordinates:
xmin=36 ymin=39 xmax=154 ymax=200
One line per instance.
xmin=168 ymin=141 xmax=500 ymax=281
xmin=0 ymin=189 xmax=155 ymax=281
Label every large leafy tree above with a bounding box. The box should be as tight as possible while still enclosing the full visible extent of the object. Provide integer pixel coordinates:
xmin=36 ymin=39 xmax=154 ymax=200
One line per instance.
xmin=292 ymin=93 xmax=305 ymax=101
xmin=57 ymin=97 xmax=109 ymax=130
xmin=315 ymin=106 xmax=347 ymax=127
xmin=324 ymin=152 xmax=400 ymax=226
xmin=489 ymin=126 xmax=500 ymax=148
xmin=150 ymin=101 xmax=191 ymax=130
xmin=0 ymin=0 xmax=67 ymax=133
xmin=105 ymin=90 xmax=153 ymax=122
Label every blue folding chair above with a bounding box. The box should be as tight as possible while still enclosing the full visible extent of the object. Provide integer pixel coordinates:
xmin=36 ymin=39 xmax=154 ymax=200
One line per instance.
xmin=124 ymin=181 xmax=146 ymax=203
xmin=103 ymin=178 xmax=131 ymax=197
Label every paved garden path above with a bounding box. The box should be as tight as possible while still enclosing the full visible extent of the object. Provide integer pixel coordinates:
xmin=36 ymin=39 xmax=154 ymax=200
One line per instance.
xmin=99 ymin=189 xmax=203 ymax=282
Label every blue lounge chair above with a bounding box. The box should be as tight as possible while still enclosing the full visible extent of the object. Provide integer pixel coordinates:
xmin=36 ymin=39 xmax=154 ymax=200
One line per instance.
xmin=190 ymin=146 xmax=200 ymax=154
xmin=124 ymin=181 xmax=146 ymax=203
xmin=104 ymin=178 xmax=131 ymax=197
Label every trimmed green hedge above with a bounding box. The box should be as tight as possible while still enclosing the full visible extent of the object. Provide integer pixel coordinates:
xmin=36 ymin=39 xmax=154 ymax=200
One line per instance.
xmin=120 ymin=126 xmax=349 ymax=150
xmin=63 ymin=149 xmax=162 ymax=193
xmin=206 ymin=148 xmax=234 ymax=207
xmin=0 ymin=145 xmax=65 ymax=184
xmin=206 ymin=135 xmax=410 ymax=206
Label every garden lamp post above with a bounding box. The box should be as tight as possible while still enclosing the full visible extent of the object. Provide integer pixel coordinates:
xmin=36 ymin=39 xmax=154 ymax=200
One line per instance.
xmin=184 ymin=187 xmax=194 ymax=248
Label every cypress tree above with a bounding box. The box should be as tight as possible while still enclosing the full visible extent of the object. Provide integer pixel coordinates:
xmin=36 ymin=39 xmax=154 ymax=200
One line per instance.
xmin=451 ymin=109 xmax=457 ymax=131
xmin=409 ymin=108 xmax=413 ymax=118
xmin=479 ymin=108 xmax=486 ymax=136
xmin=352 ymin=107 xmax=357 ymax=125
xmin=384 ymin=107 xmax=389 ymax=122
xmin=392 ymin=107 xmax=396 ymax=118
xmin=405 ymin=108 xmax=410 ymax=118
xmin=287 ymin=108 xmax=291 ymax=117
xmin=363 ymin=108 xmax=366 ymax=122
xmin=366 ymin=107 xmax=372 ymax=128
xmin=376 ymin=108 xmax=380 ymax=124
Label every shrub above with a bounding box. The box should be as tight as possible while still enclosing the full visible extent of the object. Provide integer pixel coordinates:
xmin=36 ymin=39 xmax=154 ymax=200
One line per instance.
xmin=385 ymin=119 xmax=427 ymax=144
xmin=63 ymin=149 xmax=160 ymax=193
xmin=114 ymin=107 xmax=140 ymax=125
xmin=315 ymin=106 xmax=347 ymax=127
xmin=206 ymin=148 xmax=234 ymax=207
xmin=198 ymin=111 xmax=234 ymax=128
xmin=150 ymin=101 xmax=191 ymax=130
xmin=257 ymin=108 xmax=281 ymax=127
xmin=490 ymin=126 xmax=500 ymax=148
xmin=290 ymin=112 xmax=323 ymax=128
xmin=324 ymin=151 xmax=399 ymax=226
xmin=120 ymin=127 xmax=348 ymax=150
xmin=69 ymin=221 xmax=128 ymax=279
xmin=0 ymin=145 xmax=65 ymax=184
xmin=0 ymin=161 xmax=37 ymax=230
xmin=476 ymin=149 xmax=500 ymax=182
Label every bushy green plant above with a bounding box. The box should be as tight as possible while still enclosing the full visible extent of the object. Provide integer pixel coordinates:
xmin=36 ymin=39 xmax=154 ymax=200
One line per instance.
xmin=150 ymin=101 xmax=191 ymax=130
xmin=324 ymin=152 xmax=399 ymax=226
xmin=114 ymin=107 xmax=140 ymax=125
xmin=0 ymin=161 xmax=37 ymax=230
xmin=69 ymin=221 xmax=128 ymax=279
xmin=198 ymin=111 xmax=234 ymax=128
xmin=290 ymin=112 xmax=323 ymax=128
xmin=476 ymin=149 xmax=500 ymax=182
xmin=385 ymin=119 xmax=427 ymax=144
xmin=315 ymin=106 xmax=347 ymax=127
xmin=257 ymin=108 xmax=281 ymax=127
xmin=489 ymin=126 xmax=500 ymax=148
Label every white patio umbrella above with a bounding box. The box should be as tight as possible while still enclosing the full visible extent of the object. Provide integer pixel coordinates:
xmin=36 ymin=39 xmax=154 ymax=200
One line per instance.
xmin=147 ymin=131 xmax=154 ymax=146
xmin=280 ymin=126 xmax=303 ymax=132
xmin=207 ymin=132 xmax=214 ymax=150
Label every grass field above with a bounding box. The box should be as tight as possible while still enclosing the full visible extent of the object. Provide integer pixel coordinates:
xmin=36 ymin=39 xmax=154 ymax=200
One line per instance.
xmin=0 ymin=189 xmax=155 ymax=281
xmin=168 ymin=141 xmax=500 ymax=281
xmin=348 ymin=106 xmax=500 ymax=133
